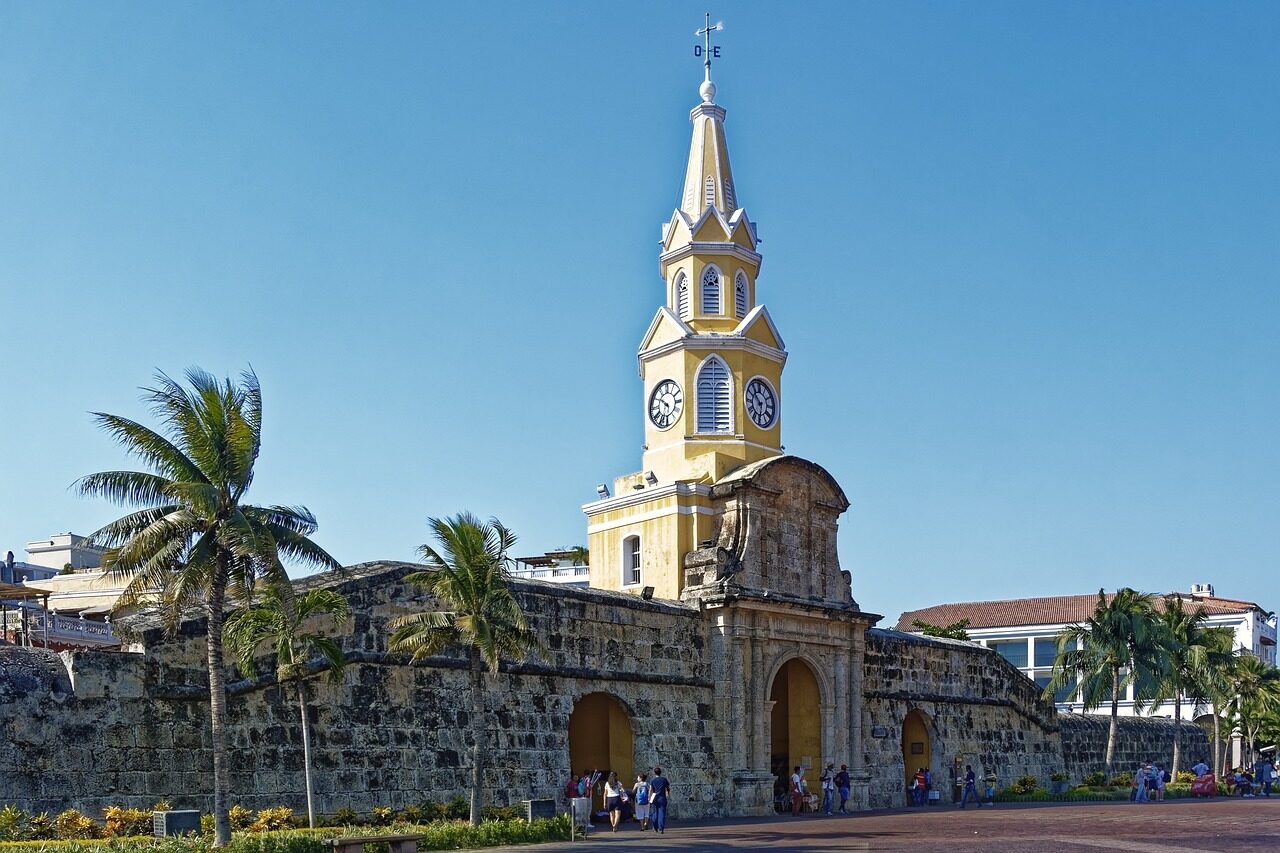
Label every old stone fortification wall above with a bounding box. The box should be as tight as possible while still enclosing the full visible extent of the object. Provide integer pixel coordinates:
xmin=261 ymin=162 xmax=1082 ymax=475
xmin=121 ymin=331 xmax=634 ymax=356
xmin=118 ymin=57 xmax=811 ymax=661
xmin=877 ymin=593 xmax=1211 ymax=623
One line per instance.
xmin=1 ymin=562 xmax=719 ymax=819
xmin=861 ymin=630 xmax=1063 ymax=808
xmin=1058 ymin=713 xmax=1211 ymax=781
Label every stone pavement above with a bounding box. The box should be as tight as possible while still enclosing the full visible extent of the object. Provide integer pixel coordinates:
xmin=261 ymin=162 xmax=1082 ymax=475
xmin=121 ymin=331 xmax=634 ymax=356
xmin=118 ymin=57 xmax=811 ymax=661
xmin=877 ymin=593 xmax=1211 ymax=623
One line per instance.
xmin=503 ymin=798 xmax=1280 ymax=852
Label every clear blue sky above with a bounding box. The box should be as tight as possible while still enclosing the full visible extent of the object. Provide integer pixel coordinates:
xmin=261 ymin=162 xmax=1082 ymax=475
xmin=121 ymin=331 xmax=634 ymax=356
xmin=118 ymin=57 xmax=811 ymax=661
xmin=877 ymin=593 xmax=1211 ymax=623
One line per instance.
xmin=1 ymin=2 xmax=1277 ymax=624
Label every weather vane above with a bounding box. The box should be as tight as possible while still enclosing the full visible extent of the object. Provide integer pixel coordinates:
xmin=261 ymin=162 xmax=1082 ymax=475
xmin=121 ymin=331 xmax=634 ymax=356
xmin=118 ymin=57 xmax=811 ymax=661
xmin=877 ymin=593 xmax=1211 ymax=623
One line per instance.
xmin=694 ymin=12 xmax=724 ymax=97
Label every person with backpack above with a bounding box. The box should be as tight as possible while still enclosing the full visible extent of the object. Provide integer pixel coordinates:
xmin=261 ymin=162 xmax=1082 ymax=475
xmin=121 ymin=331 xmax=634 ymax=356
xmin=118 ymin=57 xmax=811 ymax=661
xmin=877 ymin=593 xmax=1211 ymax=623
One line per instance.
xmin=835 ymin=763 xmax=851 ymax=814
xmin=632 ymin=773 xmax=651 ymax=830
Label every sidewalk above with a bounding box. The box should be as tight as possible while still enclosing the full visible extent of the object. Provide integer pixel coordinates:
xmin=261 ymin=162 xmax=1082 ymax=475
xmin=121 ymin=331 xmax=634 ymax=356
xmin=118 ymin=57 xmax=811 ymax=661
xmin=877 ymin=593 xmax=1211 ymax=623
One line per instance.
xmin=498 ymin=796 xmax=1280 ymax=852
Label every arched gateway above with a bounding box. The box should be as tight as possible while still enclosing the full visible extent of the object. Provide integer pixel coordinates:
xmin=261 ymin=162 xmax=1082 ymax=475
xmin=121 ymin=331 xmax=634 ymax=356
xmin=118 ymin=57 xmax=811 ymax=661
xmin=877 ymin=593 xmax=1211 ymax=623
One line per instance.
xmin=770 ymin=658 xmax=823 ymax=795
xmin=568 ymin=693 xmax=634 ymax=794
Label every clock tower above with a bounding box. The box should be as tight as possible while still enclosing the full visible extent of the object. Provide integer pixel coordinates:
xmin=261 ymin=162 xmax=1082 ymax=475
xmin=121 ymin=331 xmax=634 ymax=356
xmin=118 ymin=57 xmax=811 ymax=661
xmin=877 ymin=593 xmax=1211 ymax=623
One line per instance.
xmin=585 ymin=50 xmax=788 ymax=600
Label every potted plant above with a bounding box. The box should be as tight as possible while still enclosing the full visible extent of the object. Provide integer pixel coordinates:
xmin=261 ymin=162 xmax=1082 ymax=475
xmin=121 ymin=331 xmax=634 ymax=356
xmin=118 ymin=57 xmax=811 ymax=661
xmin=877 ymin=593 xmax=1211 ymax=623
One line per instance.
xmin=1049 ymin=772 xmax=1070 ymax=794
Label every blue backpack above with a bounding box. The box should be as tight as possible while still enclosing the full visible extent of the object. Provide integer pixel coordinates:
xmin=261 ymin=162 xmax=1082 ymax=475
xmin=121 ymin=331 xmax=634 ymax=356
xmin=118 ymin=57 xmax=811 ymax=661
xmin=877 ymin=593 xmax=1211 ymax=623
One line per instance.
xmin=636 ymin=782 xmax=649 ymax=804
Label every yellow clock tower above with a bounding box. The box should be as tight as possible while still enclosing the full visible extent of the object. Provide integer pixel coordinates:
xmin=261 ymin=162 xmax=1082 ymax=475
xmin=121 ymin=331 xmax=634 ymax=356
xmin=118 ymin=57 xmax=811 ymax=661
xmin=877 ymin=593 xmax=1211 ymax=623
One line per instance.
xmin=585 ymin=52 xmax=787 ymax=600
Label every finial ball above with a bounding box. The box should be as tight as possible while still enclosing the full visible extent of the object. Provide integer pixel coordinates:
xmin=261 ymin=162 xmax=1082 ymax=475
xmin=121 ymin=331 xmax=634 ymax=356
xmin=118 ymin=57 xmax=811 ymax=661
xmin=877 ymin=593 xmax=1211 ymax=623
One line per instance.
xmin=699 ymin=79 xmax=717 ymax=103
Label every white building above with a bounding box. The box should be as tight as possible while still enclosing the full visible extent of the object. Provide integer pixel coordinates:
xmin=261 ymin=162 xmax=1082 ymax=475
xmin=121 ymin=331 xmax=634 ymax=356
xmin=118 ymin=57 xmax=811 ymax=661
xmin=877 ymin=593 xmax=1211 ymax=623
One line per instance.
xmin=1 ymin=533 xmax=121 ymax=649
xmin=509 ymin=549 xmax=590 ymax=588
xmin=897 ymin=584 xmax=1277 ymax=718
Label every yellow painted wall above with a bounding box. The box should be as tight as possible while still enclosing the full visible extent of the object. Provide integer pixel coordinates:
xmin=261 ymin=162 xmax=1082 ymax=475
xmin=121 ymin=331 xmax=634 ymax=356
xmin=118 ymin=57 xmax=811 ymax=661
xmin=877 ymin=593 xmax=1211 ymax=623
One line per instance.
xmin=901 ymin=710 xmax=931 ymax=790
xmin=769 ymin=659 xmax=822 ymax=793
xmin=568 ymin=693 xmax=634 ymax=803
xmin=586 ymin=489 xmax=719 ymax=600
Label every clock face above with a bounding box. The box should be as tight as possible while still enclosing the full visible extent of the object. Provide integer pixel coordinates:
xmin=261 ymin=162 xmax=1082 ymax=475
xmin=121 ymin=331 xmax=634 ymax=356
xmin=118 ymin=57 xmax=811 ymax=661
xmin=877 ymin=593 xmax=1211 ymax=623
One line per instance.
xmin=648 ymin=379 xmax=683 ymax=429
xmin=744 ymin=378 xmax=777 ymax=428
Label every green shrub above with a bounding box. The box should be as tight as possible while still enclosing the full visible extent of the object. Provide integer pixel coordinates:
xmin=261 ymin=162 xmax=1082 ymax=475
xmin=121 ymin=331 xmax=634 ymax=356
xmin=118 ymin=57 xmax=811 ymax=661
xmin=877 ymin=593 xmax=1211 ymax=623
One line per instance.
xmin=1109 ymin=771 xmax=1133 ymax=788
xmin=395 ymin=807 xmax=422 ymax=825
xmin=478 ymin=806 xmax=520 ymax=822
xmin=102 ymin=808 xmax=151 ymax=839
xmin=1049 ymin=771 xmax=1069 ymax=782
xmin=369 ymin=808 xmax=392 ymax=828
xmin=201 ymin=815 xmax=215 ymax=836
xmin=420 ymin=803 xmax=447 ymax=823
xmin=24 ymin=815 xmax=54 ymax=841
xmin=229 ymin=806 xmax=256 ymax=832
xmin=1083 ymin=771 xmax=1106 ymax=787
xmin=330 ymin=808 xmax=358 ymax=828
xmin=0 ymin=806 xmax=27 ymax=842
xmin=1008 ymin=775 xmax=1038 ymax=795
xmin=444 ymin=799 xmax=468 ymax=821
xmin=54 ymin=810 xmax=99 ymax=840
xmin=1176 ymin=770 xmax=1195 ymax=783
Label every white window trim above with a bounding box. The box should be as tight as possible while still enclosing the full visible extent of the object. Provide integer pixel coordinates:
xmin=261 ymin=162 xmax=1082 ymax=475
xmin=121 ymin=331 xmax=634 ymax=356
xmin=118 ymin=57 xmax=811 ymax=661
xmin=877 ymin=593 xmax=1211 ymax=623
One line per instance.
xmin=700 ymin=264 xmax=723 ymax=316
xmin=694 ymin=354 xmax=734 ymax=434
xmin=674 ymin=272 xmax=690 ymax=320
xmin=621 ymin=535 xmax=642 ymax=587
xmin=734 ymin=271 xmax=749 ymax=318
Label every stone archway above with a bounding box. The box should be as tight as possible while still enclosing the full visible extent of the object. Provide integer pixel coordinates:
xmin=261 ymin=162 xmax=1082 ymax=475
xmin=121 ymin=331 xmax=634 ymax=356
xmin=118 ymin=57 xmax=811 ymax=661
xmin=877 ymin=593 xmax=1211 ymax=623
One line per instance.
xmin=769 ymin=658 xmax=822 ymax=799
xmin=568 ymin=693 xmax=634 ymax=803
xmin=901 ymin=709 xmax=932 ymax=800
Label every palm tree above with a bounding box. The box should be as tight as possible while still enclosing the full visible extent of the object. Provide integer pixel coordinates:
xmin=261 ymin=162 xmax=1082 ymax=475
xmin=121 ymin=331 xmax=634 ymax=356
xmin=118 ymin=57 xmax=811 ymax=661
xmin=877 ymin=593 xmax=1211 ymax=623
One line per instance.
xmin=78 ymin=370 xmax=339 ymax=845
xmin=1194 ymin=636 xmax=1241 ymax=774
xmin=1152 ymin=596 xmax=1234 ymax=776
xmin=389 ymin=514 xmax=541 ymax=826
xmin=224 ymin=583 xmax=350 ymax=829
xmin=1228 ymin=655 xmax=1280 ymax=768
xmin=1045 ymin=588 xmax=1164 ymax=776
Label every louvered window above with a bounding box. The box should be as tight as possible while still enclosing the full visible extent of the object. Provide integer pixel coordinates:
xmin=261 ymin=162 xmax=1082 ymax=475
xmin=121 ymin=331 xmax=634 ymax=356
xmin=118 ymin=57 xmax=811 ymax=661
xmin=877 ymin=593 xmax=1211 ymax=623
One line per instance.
xmin=696 ymin=357 xmax=732 ymax=433
xmin=704 ymin=175 xmax=716 ymax=209
xmin=623 ymin=536 xmax=641 ymax=586
xmin=676 ymin=273 xmax=690 ymax=319
xmin=701 ymin=267 xmax=721 ymax=315
xmin=735 ymin=272 xmax=748 ymax=318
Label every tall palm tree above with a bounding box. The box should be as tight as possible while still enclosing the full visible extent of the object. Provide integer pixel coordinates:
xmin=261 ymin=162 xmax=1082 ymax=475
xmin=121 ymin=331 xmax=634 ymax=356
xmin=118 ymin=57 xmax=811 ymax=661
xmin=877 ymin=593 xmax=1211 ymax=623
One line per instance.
xmin=1227 ymin=655 xmax=1280 ymax=768
xmin=78 ymin=369 xmax=339 ymax=845
xmin=224 ymin=584 xmax=350 ymax=829
xmin=1152 ymin=596 xmax=1234 ymax=776
xmin=1045 ymin=588 xmax=1164 ymax=776
xmin=389 ymin=514 xmax=541 ymax=826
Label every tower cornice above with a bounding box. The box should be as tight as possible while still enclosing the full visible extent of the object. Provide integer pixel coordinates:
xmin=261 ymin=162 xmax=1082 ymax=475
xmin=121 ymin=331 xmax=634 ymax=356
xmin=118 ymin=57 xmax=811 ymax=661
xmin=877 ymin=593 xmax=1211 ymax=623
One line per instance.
xmin=659 ymin=242 xmax=762 ymax=269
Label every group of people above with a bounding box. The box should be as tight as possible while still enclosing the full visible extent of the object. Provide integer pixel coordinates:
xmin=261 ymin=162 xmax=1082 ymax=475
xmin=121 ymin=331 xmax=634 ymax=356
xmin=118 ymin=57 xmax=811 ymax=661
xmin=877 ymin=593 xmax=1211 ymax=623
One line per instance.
xmin=1220 ymin=756 xmax=1276 ymax=797
xmin=1130 ymin=762 xmax=1169 ymax=802
xmin=565 ymin=766 xmax=671 ymax=833
xmin=786 ymin=762 xmax=853 ymax=815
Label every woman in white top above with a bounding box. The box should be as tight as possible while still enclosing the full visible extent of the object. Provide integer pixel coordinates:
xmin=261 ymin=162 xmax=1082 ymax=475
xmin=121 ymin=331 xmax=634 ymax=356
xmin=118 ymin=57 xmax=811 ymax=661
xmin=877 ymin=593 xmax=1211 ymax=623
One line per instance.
xmin=604 ymin=771 xmax=625 ymax=832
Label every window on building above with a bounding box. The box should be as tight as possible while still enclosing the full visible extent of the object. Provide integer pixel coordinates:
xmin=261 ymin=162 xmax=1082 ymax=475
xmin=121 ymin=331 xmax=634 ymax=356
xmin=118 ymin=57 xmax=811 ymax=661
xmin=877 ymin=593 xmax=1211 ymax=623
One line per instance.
xmin=1034 ymin=673 xmax=1076 ymax=705
xmin=623 ymin=536 xmax=641 ymax=586
xmin=704 ymin=175 xmax=716 ymax=209
xmin=696 ymin=356 xmax=732 ymax=433
xmin=675 ymin=273 xmax=690 ymax=319
xmin=1034 ymin=638 xmax=1059 ymax=668
xmin=701 ymin=267 xmax=721 ymax=315
xmin=992 ymin=640 xmax=1028 ymax=669
xmin=735 ymin=272 xmax=748 ymax=317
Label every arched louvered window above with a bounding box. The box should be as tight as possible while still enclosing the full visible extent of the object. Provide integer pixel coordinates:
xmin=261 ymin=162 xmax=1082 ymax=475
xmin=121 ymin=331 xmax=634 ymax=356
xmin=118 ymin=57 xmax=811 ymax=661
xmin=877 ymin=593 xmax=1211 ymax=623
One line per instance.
xmin=701 ymin=266 xmax=721 ymax=315
xmin=735 ymin=272 xmax=748 ymax=318
xmin=675 ymin=273 xmax=690 ymax=319
xmin=696 ymin=356 xmax=732 ymax=433
xmin=704 ymin=175 xmax=716 ymax=209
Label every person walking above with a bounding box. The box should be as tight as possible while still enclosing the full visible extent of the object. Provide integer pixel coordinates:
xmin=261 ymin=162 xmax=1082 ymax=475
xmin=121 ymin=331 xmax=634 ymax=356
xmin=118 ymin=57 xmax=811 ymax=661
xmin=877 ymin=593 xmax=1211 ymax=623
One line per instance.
xmin=1133 ymin=765 xmax=1149 ymax=803
xmin=959 ymin=765 xmax=982 ymax=809
xmin=649 ymin=766 xmax=670 ymax=834
xmin=1155 ymin=764 xmax=1167 ymax=802
xmin=603 ymin=771 xmax=625 ymax=832
xmin=632 ymin=773 xmax=651 ymax=830
xmin=835 ymin=763 xmax=851 ymax=814
xmin=790 ymin=765 xmax=805 ymax=816
xmin=1254 ymin=755 xmax=1273 ymax=798
xmin=820 ymin=763 xmax=836 ymax=815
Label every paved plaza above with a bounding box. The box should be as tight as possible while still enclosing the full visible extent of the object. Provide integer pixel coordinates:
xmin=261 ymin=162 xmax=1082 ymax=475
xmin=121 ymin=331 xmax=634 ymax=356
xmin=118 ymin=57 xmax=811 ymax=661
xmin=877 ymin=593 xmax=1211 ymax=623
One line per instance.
xmin=514 ymin=798 xmax=1280 ymax=852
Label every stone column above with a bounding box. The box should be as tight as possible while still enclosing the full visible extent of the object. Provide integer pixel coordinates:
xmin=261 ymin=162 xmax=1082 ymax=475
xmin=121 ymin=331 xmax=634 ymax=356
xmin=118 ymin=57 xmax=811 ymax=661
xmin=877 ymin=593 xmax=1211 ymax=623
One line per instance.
xmin=849 ymin=624 xmax=870 ymax=811
xmin=752 ymin=628 xmax=767 ymax=769
xmin=833 ymin=643 xmax=850 ymax=764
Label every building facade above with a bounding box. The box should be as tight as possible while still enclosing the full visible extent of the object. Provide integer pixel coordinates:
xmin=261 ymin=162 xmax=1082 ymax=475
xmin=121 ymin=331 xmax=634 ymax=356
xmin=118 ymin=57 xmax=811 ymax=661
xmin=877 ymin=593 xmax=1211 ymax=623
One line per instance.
xmin=897 ymin=585 xmax=1278 ymax=717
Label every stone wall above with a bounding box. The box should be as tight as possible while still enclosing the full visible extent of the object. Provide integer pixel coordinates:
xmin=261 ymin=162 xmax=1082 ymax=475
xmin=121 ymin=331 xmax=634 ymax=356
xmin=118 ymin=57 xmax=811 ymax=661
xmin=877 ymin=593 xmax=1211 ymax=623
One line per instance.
xmin=1 ymin=562 xmax=720 ymax=820
xmin=1058 ymin=713 xmax=1211 ymax=781
xmin=861 ymin=630 xmax=1064 ymax=808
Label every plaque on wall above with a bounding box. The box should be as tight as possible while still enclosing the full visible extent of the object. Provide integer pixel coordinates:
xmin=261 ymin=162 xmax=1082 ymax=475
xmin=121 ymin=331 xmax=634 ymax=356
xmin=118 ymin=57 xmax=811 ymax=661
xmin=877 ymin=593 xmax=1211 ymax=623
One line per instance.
xmin=910 ymin=742 xmax=924 ymax=755
xmin=871 ymin=726 xmax=888 ymax=738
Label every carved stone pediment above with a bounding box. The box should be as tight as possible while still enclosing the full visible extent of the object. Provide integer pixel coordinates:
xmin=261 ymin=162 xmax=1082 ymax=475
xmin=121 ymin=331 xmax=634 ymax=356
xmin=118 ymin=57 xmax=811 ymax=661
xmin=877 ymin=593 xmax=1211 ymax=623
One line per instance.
xmin=682 ymin=455 xmax=860 ymax=610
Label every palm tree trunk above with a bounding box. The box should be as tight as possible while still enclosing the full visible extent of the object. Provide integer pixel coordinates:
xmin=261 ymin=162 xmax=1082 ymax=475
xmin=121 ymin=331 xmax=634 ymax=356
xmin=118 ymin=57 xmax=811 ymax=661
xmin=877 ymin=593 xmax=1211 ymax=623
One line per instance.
xmin=1104 ymin=667 xmax=1120 ymax=777
xmin=468 ymin=647 xmax=484 ymax=827
xmin=298 ymin=677 xmax=316 ymax=829
xmin=1212 ymin=701 xmax=1222 ymax=776
xmin=1172 ymin=693 xmax=1182 ymax=778
xmin=207 ymin=569 xmax=232 ymax=847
